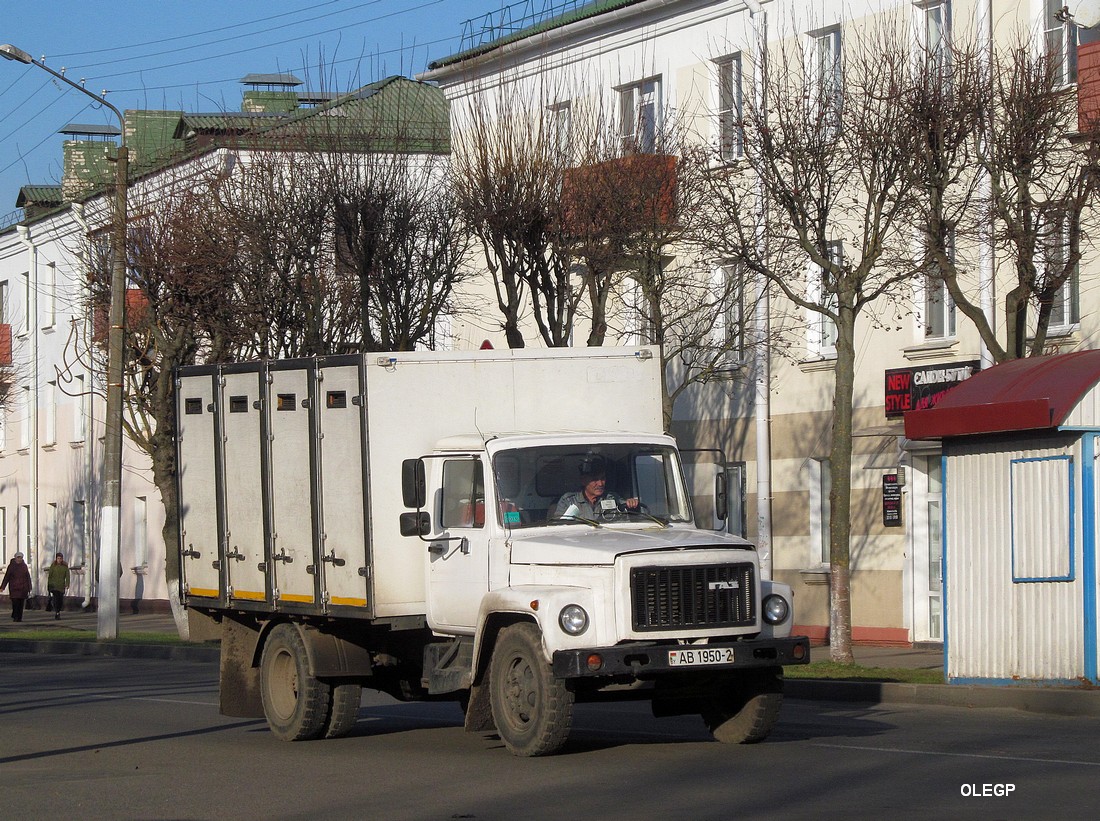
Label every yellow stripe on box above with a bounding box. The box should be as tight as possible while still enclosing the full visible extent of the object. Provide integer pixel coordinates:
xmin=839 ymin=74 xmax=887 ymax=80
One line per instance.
xmin=232 ymin=590 xmax=267 ymax=601
xmin=278 ymin=593 xmax=315 ymax=603
xmin=329 ymin=596 xmax=368 ymax=607
xmin=187 ymin=587 xmax=219 ymax=599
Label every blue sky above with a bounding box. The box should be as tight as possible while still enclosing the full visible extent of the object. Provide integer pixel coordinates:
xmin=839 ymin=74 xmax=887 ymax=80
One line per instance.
xmin=0 ymin=0 xmax=497 ymax=216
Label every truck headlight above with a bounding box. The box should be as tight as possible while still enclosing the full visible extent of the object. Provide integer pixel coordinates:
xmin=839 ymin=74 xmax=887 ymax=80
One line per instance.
xmin=762 ymin=594 xmax=790 ymax=625
xmin=558 ymin=604 xmax=589 ymax=636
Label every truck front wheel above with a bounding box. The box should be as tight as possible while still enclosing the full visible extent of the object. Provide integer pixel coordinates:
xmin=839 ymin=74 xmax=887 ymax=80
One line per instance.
xmin=260 ymin=624 xmax=332 ymax=741
xmin=489 ymin=622 xmax=574 ymax=757
xmin=701 ymin=668 xmax=783 ymax=744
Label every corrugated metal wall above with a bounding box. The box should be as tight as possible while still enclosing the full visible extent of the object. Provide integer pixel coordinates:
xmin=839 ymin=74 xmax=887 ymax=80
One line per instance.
xmin=945 ymin=433 xmax=1085 ymax=682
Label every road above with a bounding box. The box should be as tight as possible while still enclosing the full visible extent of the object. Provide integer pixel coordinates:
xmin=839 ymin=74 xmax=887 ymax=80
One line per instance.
xmin=3 ymin=651 xmax=1099 ymax=820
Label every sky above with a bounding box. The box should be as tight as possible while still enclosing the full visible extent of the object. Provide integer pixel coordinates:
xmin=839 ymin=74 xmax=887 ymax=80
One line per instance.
xmin=0 ymin=0 xmax=502 ymax=217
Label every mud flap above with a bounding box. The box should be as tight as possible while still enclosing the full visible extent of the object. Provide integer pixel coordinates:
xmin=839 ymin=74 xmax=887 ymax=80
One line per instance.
xmin=463 ymin=680 xmax=495 ymax=733
xmin=219 ymin=618 xmax=264 ymax=718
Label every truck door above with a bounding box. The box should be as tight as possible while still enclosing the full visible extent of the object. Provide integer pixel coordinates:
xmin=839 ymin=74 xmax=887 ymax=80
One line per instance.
xmin=177 ymin=369 xmax=222 ymax=602
xmin=426 ymin=456 xmax=489 ymax=632
xmin=266 ymin=362 xmax=318 ymax=607
xmin=220 ymin=366 xmax=268 ymax=604
xmin=317 ymin=358 xmax=371 ymax=612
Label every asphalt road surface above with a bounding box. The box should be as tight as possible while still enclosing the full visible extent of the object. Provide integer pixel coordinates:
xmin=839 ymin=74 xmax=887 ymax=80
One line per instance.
xmin=3 ymin=651 xmax=1099 ymax=820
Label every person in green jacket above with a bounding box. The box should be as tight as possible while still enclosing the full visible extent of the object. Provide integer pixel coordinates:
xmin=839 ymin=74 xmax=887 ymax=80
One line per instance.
xmin=47 ymin=553 xmax=70 ymax=620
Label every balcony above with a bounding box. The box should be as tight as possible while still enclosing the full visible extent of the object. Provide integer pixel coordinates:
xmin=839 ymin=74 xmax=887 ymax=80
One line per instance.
xmin=1078 ymin=41 xmax=1100 ymax=132
xmin=91 ymin=289 xmax=149 ymax=345
xmin=561 ymin=153 xmax=678 ymax=238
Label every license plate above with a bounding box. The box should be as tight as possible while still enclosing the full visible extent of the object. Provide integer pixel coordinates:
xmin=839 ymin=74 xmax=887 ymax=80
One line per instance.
xmin=668 ymin=647 xmax=736 ymax=667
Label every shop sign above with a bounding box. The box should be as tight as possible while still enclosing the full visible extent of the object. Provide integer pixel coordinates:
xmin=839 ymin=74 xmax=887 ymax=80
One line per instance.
xmin=884 ymin=360 xmax=980 ymax=418
xmin=882 ymin=473 xmax=902 ymax=526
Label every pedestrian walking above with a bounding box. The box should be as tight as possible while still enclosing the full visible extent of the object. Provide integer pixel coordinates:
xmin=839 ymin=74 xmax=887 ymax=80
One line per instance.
xmin=0 ymin=552 xmax=32 ymax=622
xmin=47 ymin=553 xmax=70 ymax=620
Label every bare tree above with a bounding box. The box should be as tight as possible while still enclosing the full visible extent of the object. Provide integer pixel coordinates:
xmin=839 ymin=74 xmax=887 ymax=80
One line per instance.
xmin=451 ymin=79 xmax=580 ymax=348
xmin=703 ymin=24 xmax=918 ymax=663
xmin=909 ymin=34 xmax=1100 ymax=361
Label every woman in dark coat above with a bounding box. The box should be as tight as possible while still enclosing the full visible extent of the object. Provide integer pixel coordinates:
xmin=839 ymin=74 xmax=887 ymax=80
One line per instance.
xmin=0 ymin=552 xmax=32 ymax=622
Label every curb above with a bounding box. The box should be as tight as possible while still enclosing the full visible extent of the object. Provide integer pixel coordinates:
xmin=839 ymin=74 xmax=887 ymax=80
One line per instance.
xmin=786 ymin=678 xmax=1100 ymax=717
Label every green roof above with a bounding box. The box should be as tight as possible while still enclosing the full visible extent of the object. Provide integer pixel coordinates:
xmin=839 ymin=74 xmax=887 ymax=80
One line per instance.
xmin=429 ymin=0 xmax=644 ymax=70
xmin=16 ymin=185 xmax=63 ymax=208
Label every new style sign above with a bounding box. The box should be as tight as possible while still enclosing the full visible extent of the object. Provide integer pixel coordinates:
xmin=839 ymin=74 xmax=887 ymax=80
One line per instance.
xmin=884 ymin=361 xmax=980 ymax=418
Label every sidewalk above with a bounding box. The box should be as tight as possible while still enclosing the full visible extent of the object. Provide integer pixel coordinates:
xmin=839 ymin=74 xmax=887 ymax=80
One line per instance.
xmin=3 ymin=602 xmax=1100 ymax=717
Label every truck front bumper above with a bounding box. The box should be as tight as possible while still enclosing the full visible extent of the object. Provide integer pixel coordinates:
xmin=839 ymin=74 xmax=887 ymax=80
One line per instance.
xmin=552 ymin=635 xmax=810 ymax=679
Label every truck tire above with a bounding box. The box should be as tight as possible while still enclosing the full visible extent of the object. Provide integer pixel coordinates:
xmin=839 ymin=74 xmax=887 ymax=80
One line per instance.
xmin=701 ymin=668 xmax=783 ymax=744
xmin=323 ymin=684 xmax=362 ymax=739
xmin=489 ymin=622 xmax=574 ymax=757
xmin=260 ymin=624 xmax=332 ymax=741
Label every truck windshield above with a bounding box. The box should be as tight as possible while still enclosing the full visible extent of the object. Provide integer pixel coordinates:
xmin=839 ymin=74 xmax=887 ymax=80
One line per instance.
xmin=491 ymin=443 xmax=692 ymax=529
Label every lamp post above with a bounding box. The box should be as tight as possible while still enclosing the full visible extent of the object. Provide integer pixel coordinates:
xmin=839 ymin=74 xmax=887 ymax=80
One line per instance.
xmin=1 ymin=44 xmax=127 ymax=640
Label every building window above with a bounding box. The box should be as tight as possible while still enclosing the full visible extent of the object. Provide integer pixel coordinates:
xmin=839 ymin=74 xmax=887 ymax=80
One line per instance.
xmin=808 ymin=241 xmax=842 ymax=357
xmin=1045 ymin=216 xmax=1081 ymax=330
xmin=0 ymin=280 xmax=8 ymax=323
xmin=20 ymin=272 xmax=29 ymax=336
xmin=134 ymin=496 xmax=148 ymax=569
xmin=924 ymin=230 xmax=956 ymax=339
xmin=715 ymin=54 xmax=743 ymax=161
xmin=45 ymin=380 xmax=57 ymax=446
xmin=45 ymin=502 xmax=57 ymax=555
xmin=73 ymin=500 xmax=86 ymax=568
xmin=548 ymin=100 xmax=572 ymax=161
xmin=0 ymin=507 xmax=6 ymax=562
xmin=44 ymin=261 xmax=56 ymax=329
xmin=920 ymin=1 xmax=952 ymax=83
xmin=808 ymin=458 xmax=832 ymax=566
xmin=73 ymin=374 xmax=87 ymax=442
xmin=714 ymin=261 xmax=746 ymax=362
xmin=812 ymin=28 xmax=843 ymax=136
xmin=1046 ymin=0 xmax=1078 ymax=86
xmin=19 ymin=504 xmax=30 ymax=556
xmin=19 ymin=384 xmax=31 ymax=449
xmin=619 ymin=77 xmax=661 ymax=153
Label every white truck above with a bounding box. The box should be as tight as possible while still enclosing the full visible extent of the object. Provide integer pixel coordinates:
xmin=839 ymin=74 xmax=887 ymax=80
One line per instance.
xmin=176 ymin=346 xmax=808 ymax=756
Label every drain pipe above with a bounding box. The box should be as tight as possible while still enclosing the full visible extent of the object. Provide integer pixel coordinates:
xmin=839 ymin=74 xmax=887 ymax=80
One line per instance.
xmin=745 ymin=0 xmax=772 ymax=579
xmin=16 ymin=226 xmax=40 ymax=600
xmin=977 ymin=0 xmax=994 ymax=368
xmin=72 ymin=203 xmax=96 ymax=610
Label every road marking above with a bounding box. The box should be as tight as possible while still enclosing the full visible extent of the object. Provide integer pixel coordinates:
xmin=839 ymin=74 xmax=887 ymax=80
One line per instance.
xmin=813 ymin=742 xmax=1100 ymax=768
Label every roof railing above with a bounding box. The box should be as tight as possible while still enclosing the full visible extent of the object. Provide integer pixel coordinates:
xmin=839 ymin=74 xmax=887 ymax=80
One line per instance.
xmin=459 ymin=0 xmax=590 ymax=52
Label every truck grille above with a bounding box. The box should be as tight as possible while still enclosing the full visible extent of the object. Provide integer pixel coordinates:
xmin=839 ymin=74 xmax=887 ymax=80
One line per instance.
xmin=630 ymin=563 xmax=755 ymax=632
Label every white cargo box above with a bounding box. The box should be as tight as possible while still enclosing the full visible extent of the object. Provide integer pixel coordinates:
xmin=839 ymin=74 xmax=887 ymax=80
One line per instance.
xmin=176 ymin=347 xmax=663 ymax=619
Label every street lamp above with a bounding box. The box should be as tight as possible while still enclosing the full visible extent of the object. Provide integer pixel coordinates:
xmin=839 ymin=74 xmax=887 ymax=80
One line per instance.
xmin=2 ymin=43 xmax=127 ymax=640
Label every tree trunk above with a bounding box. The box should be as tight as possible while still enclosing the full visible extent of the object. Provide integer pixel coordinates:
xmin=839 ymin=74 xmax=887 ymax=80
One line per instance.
xmin=828 ymin=305 xmax=856 ymax=664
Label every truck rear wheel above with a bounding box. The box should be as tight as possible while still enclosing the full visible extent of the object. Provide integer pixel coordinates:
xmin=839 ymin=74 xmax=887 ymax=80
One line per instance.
xmin=489 ymin=622 xmax=574 ymax=757
xmin=323 ymin=684 xmax=362 ymax=739
xmin=701 ymin=668 xmax=783 ymax=744
xmin=260 ymin=624 xmax=331 ymax=741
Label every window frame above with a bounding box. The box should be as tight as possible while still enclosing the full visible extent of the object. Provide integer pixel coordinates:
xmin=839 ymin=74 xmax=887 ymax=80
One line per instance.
xmin=618 ymin=76 xmax=662 ymax=154
xmin=807 ymin=241 xmax=842 ymax=358
xmin=715 ymin=53 xmax=744 ymax=162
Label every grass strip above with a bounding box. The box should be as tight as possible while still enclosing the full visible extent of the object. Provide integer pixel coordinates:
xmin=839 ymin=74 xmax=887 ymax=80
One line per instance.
xmin=786 ymin=660 xmax=944 ymax=685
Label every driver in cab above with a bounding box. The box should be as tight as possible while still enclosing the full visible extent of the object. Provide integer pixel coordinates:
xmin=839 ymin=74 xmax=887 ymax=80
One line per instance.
xmin=551 ymin=457 xmax=639 ymax=521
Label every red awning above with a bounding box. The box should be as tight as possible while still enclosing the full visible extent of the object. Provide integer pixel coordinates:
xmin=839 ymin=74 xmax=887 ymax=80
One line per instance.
xmin=904 ymin=350 xmax=1100 ymax=440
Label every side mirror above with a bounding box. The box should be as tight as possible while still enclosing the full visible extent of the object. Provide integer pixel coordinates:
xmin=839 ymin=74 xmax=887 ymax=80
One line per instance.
xmin=402 ymin=458 xmax=426 ymax=508
xmin=715 ymin=471 xmax=728 ymax=523
xmin=399 ymin=511 xmax=431 ymax=537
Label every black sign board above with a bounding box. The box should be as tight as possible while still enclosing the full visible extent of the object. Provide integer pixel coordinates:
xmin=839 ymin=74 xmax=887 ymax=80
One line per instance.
xmin=884 ymin=360 xmax=980 ymax=418
xmin=882 ymin=473 xmax=902 ymax=527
